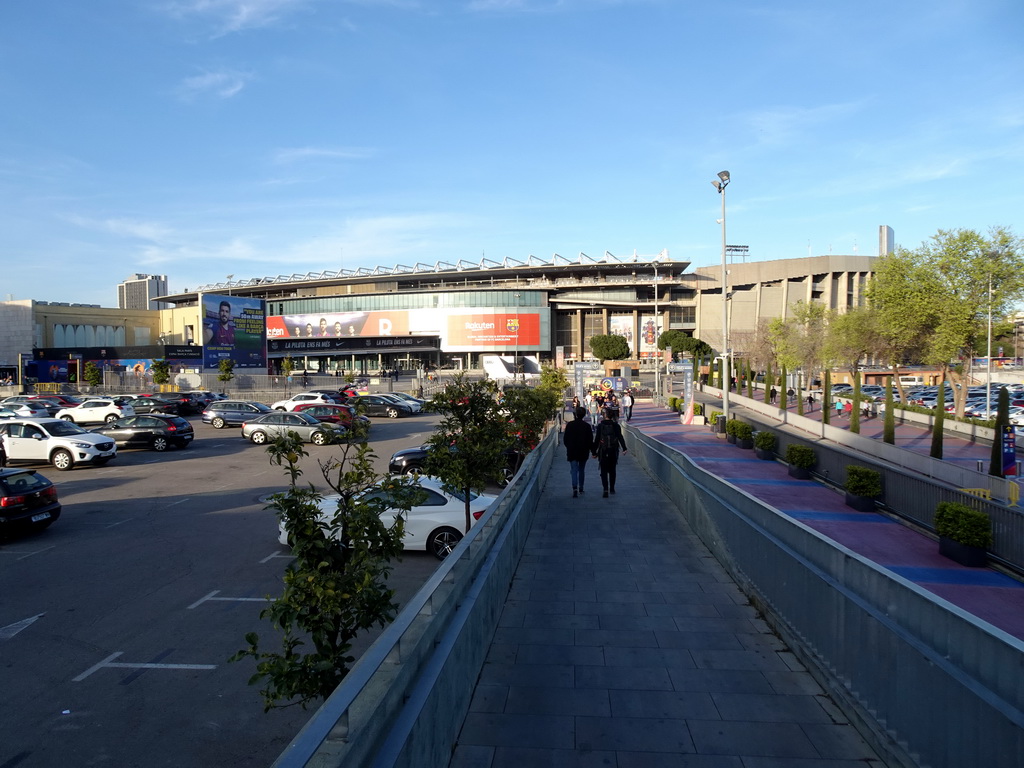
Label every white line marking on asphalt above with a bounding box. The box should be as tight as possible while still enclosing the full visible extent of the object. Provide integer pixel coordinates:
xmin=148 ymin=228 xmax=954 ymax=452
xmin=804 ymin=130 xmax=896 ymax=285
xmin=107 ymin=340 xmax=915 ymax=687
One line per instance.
xmin=73 ymin=652 xmax=217 ymax=681
xmin=0 ymin=613 xmax=44 ymax=640
xmin=0 ymin=545 xmax=55 ymax=560
xmin=165 ymin=498 xmax=192 ymax=507
xmin=260 ymin=551 xmax=291 ymax=563
xmin=187 ymin=590 xmax=270 ymax=609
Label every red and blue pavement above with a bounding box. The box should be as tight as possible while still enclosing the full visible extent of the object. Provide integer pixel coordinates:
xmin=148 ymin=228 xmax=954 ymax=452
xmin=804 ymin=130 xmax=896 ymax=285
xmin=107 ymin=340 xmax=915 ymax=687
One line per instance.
xmin=625 ymin=401 xmax=1024 ymax=641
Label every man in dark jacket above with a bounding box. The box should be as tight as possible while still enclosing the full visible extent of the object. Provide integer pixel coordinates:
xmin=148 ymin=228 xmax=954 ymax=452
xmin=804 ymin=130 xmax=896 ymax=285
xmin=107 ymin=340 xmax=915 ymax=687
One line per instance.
xmin=591 ymin=408 xmax=627 ymax=498
xmin=563 ymin=406 xmax=592 ymax=497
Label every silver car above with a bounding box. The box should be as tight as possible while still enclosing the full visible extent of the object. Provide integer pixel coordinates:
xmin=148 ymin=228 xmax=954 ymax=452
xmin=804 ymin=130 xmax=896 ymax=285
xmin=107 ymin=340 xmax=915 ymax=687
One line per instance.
xmin=240 ymin=411 xmax=343 ymax=446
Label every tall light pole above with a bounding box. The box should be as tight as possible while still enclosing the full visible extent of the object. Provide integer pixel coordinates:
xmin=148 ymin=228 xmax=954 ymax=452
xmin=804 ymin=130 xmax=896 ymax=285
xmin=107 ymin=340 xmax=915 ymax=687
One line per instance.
xmin=712 ymin=170 xmax=730 ymax=421
xmin=653 ymin=258 xmax=660 ymax=402
xmin=513 ymin=292 xmax=521 ymax=383
xmin=986 ymin=272 xmax=993 ymax=420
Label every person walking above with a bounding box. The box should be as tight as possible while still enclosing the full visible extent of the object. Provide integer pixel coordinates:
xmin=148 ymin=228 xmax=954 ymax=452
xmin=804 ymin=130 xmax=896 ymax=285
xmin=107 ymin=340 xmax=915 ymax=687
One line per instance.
xmin=844 ymin=401 xmax=853 ymax=419
xmin=621 ymin=390 xmax=635 ymax=422
xmin=836 ymin=399 xmax=844 ymax=419
xmin=592 ymin=408 xmax=627 ymax=498
xmin=563 ymin=407 xmax=592 ymax=497
xmin=807 ymin=392 xmax=814 ymax=412
xmin=770 ymin=387 xmax=778 ymax=405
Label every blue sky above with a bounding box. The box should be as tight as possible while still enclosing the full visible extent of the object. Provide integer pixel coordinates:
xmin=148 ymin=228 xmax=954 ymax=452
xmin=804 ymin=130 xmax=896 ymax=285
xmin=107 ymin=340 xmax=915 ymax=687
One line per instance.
xmin=1 ymin=0 xmax=1021 ymax=306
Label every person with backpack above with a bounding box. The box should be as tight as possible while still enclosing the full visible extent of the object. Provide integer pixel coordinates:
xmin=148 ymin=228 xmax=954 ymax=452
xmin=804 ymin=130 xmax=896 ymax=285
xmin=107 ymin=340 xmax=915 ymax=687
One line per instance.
xmin=563 ymin=406 xmax=593 ymax=497
xmin=591 ymin=408 xmax=627 ymax=497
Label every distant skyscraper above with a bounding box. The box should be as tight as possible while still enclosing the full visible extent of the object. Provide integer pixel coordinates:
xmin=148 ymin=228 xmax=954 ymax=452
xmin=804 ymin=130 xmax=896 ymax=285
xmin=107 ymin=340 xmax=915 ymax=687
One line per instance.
xmin=879 ymin=225 xmax=894 ymax=256
xmin=118 ymin=274 xmax=169 ymax=310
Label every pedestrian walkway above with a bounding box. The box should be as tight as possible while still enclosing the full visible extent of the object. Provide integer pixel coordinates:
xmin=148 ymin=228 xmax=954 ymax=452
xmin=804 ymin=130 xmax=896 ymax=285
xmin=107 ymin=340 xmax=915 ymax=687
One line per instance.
xmin=631 ymin=401 xmax=1024 ymax=640
xmin=450 ymin=424 xmax=887 ymax=766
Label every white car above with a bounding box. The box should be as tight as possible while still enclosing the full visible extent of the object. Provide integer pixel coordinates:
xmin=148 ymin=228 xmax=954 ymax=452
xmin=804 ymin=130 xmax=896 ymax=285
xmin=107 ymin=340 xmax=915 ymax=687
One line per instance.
xmin=0 ymin=401 xmax=51 ymax=419
xmin=56 ymin=398 xmax=135 ymax=425
xmin=277 ymin=476 xmax=496 ymax=559
xmin=0 ymin=418 xmax=117 ymax=470
xmin=270 ymin=392 xmax=339 ymax=411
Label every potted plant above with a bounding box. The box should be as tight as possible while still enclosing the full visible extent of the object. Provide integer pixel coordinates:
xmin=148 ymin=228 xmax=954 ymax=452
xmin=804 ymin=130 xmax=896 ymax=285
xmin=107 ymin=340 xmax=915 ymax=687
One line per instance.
xmin=708 ymin=410 xmax=723 ymax=433
xmin=785 ymin=444 xmax=816 ymax=479
xmin=844 ymin=465 xmax=882 ymax=512
xmin=754 ymin=430 xmax=776 ymax=460
xmin=668 ymin=396 xmax=679 ymax=411
xmin=725 ymin=418 xmax=739 ymax=443
xmin=733 ymin=421 xmax=754 ymax=449
xmin=935 ymin=501 xmax=992 ymax=567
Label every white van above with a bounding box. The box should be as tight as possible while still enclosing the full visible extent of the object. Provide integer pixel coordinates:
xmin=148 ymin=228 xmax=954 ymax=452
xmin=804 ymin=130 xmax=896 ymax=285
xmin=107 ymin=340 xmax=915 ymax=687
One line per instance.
xmin=898 ymin=375 xmax=925 ymax=387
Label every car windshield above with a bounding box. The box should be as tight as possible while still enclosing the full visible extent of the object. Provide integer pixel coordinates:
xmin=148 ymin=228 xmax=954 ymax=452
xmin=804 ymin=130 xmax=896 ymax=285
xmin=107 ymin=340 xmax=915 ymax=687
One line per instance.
xmin=43 ymin=421 xmax=89 ymax=436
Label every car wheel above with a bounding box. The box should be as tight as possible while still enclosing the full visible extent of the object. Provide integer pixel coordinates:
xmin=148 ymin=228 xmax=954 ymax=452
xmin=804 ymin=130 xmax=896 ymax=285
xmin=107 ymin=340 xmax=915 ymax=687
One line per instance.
xmin=211 ymin=417 xmax=226 ymax=429
xmin=249 ymin=430 xmax=268 ymax=445
xmin=51 ymin=449 xmax=74 ymax=471
xmin=152 ymin=436 xmax=169 ymax=452
xmin=427 ymin=527 xmax=463 ymax=560
xmin=497 ymin=466 xmax=515 ymax=488
xmin=275 ymin=407 xmax=287 ymax=411
xmin=60 ymin=415 xmax=74 ymax=421
xmin=402 ymin=465 xmax=422 ymax=477
xmin=311 ymin=431 xmax=328 ymax=446
xmin=386 ymin=408 xmax=399 ymax=419
xmin=105 ymin=414 xmax=119 ymax=423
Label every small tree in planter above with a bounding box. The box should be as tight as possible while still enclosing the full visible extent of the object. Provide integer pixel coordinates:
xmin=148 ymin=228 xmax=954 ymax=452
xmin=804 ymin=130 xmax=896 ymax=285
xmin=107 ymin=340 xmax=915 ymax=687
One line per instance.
xmin=844 ymin=465 xmax=882 ymax=512
xmin=754 ymin=430 xmax=776 ymax=460
xmin=733 ymin=421 xmax=754 ymax=448
xmin=935 ymin=501 xmax=992 ymax=567
xmin=708 ymin=410 xmax=723 ymax=433
xmin=785 ymin=444 xmax=815 ymax=479
xmin=725 ymin=418 xmax=740 ymax=443
xmin=668 ymin=396 xmax=679 ymax=411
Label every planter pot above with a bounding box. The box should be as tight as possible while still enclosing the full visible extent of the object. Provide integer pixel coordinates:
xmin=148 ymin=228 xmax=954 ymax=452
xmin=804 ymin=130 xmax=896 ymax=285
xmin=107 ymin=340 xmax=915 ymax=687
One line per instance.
xmin=736 ymin=438 xmax=754 ymax=449
xmin=788 ymin=465 xmax=812 ymax=480
xmin=688 ymin=414 xmax=706 ymax=425
xmin=755 ymin=448 xmax=775 ymax=461
xmin=844 ymin=492 xmax=876 ymax=512
xmin=726 ymin=434 xmax=736 ymax=444
xmin=939 ymin=537 xmax=988 ymax=568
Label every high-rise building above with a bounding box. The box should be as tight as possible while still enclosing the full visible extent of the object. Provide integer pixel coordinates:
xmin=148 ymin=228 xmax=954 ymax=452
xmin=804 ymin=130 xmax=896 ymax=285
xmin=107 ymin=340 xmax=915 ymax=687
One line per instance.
xmin=118 ymin=274 xmax=169 ymax=310
xmin=879 ymin=225 xmax=895 ymax=256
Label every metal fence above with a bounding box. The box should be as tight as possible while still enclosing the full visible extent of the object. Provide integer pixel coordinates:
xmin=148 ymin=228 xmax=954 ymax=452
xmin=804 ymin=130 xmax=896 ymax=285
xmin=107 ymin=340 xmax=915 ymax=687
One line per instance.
xmin=626 ymin=427 xmax=1024 ymax=768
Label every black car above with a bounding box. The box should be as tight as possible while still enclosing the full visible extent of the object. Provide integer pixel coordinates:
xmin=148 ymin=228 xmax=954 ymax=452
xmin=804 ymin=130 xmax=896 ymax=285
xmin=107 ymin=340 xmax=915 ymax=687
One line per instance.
xmin=202 ymin=400 xmax=274 ymax=428
xmin=89 ymin=414 xmax=194 ymax=451
xmin=0 ymin=468 xmax=61 ymax=531
xmin=156 ymin=392 xmax=204 ymax=415
xmin=124 ymin=396 xmax=182 ymax=415
xmin=388 ymin=444 xmax=522 ymax=487
xmin=351 ymin=395 xmax=413 ymax=419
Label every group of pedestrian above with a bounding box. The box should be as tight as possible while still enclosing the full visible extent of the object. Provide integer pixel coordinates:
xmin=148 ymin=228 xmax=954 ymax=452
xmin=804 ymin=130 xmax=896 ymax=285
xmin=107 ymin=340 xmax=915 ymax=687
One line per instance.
xmin=563 ymin=404 xmax=628 ymax=499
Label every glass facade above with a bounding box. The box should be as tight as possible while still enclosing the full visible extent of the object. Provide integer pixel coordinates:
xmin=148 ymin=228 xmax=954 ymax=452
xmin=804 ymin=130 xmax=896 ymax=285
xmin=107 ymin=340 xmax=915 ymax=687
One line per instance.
xmin=269 ymin=290 xmax=543 ymax=317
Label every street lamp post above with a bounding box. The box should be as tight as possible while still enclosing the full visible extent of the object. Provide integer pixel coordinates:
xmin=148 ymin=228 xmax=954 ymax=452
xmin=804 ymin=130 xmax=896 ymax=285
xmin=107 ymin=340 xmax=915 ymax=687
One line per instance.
xmin=653 ymin=259 xmax=660 ymax=402
xmin=986 ymin=272 xmax=993 ymax=420
xmin=513 ymin=292 xmax=521 ymax=383
xmin=712 ymin=170 xmax=731 ymax=421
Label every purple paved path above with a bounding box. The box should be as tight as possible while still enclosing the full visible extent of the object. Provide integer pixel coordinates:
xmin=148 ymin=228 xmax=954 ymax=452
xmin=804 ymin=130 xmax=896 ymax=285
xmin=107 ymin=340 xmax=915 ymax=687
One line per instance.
xmin=626 ymin=401 xmax=1024 ymax=641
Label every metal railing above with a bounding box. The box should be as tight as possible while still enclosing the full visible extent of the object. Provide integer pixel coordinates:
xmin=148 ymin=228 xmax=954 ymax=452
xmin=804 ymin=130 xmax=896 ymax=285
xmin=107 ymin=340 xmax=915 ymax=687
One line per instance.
xmin=271 ymin=428 xmax=556 ymax=768
xmin=626 ymin=427 xmax=1024 ymax=768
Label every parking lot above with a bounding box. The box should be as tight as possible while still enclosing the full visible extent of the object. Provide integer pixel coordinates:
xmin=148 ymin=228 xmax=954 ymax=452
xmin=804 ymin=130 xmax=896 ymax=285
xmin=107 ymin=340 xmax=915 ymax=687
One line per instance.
xmin=0 ymin=410 xmax=445 ymax=768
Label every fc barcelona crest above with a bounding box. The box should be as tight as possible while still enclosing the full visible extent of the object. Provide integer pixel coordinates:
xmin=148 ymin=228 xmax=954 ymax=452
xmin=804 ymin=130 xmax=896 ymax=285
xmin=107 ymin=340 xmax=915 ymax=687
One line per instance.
xmin=507 ymin=318 xmax=520 ymax=333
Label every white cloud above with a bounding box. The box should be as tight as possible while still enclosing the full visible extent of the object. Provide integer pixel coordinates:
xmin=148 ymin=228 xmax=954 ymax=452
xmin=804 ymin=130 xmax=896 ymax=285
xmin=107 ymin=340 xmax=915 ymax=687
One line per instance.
xmin=67 ymin=215 xmax=174 ymax=242
xmin=177 ymin=69 xmax=252 ymax=100
xmin=744 ymin=101 xmax=866 ymax=147
xmin=164 ymin=0 xmax=312 ymax=34
xmin=273 ymin=146 xmax=373 ymax=164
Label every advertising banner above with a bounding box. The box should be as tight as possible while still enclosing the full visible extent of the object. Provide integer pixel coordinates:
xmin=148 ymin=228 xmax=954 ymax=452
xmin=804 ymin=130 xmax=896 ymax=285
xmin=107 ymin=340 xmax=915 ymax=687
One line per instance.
xmin=639 ymin=315 xmax=658 ymax=359
xmin=267 ymin=310 xmax=409 ymax=339
xmin=202 ymin=294 xmax=267 ymax=370
xmin=1002 ymin=425 xmax=1017 ymax=476
xmin=609 ymin=315 xmax=634 ymax=355
xmin=447 ymin=313 xmax=540 ymax=348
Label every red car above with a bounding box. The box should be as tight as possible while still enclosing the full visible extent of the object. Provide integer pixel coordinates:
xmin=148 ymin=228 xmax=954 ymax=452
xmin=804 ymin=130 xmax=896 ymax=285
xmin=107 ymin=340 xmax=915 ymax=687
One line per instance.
xmin=294 ymin=403 xmax=370 ymax=430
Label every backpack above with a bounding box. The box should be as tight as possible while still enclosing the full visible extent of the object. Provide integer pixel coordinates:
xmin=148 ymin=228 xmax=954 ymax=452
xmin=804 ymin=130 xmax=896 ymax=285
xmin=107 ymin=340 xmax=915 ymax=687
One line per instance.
xmin=597 ymin=421 xmax=619 ymax=456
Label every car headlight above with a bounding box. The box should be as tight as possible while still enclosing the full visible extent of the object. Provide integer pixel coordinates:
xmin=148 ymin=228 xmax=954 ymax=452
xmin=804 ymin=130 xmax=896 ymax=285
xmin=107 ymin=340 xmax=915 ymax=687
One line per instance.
xmin=71 ymin=441 xmax=96 ymax=450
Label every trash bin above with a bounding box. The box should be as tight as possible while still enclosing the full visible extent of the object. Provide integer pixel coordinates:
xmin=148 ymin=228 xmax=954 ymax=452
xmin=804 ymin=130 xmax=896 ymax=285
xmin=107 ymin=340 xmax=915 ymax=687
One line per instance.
xmin=715 ymin=415 xmax=726 ymax=434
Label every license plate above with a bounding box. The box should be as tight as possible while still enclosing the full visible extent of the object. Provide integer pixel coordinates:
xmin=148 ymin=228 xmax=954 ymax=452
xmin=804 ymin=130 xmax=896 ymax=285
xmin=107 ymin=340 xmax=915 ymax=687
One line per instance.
xmin=31 ymin=512 xmax=51 ymax=523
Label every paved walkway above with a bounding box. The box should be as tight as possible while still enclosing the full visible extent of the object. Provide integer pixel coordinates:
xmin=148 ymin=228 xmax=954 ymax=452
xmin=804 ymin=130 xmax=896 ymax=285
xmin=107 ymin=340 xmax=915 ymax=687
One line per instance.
xmin=449 ymin=409 xmax=889 ymax=767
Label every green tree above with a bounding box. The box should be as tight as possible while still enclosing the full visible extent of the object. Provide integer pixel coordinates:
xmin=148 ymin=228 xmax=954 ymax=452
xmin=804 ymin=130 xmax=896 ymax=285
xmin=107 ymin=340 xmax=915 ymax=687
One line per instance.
xmin=930 ymin=382 xmax=946 ymax=459
xmin=883 ymin=376 xmax=895 ymax=445
xmin=990 ymin=387 xmax=1010 ymax=477
xmin=424 ymin=375 xmax=510 ymax=531
xmin=537 ymin=364 xmax=570 ymax=411
xmin=231 ymin=432 xmax=417 ymax=710
xmin=869 ymin=227 xmax=1024 ymax=417
xmin=658 ymin=331 xmax=712 ymax=360
xmin=589 ymin=334 xmax=630 ymax=362
xmin=281 ymin=354 xmax=294 ymax=379
xmin=83 ymin=361 xmax=103 ymax=388
xmin=822 ymin=370 xmax=831 ymax=425
xmin=151 ymin=359 xmax=171 ymax=386
xmin=825 ymin=305 xmax=881 ymax=433
xmin=501 ymin=386 xmax=553 ymax=474
xmin=217 ymin=358 xmax=235 ymax=385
